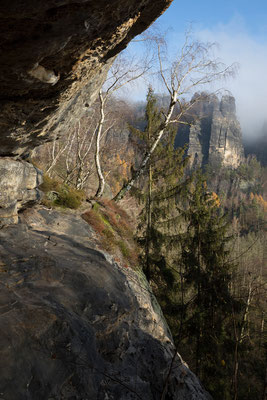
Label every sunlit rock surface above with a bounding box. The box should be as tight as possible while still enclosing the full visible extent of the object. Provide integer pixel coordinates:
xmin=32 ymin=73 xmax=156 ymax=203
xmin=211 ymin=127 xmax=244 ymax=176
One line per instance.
xmin=176 ymin=94 xmax=244 ymax=168
xmin=0 ymin=159 xmax=42 ymax=226
xmin=209 ymin=95 xmax=244 ymax=168
xmin=0 ymin=207 xmax=212 ymax=399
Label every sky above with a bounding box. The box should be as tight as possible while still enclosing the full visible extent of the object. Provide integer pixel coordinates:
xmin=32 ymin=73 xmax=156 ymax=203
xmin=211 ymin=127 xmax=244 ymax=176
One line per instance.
xmin=128 ymin=0 xmax=267 ymax=140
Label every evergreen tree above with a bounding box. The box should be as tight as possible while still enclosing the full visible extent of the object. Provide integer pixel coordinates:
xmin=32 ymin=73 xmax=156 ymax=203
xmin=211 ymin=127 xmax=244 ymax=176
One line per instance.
xmin=133 ymin=89 xmax=245 ymax=399
xmin=132 ymin=87 xmax=189 ymax=286
xmin=178 ymin=172 xmax=240 ymax=399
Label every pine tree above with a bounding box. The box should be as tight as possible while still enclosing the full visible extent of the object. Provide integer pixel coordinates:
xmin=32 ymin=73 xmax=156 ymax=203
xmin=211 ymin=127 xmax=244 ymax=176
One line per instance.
xmin=132 ymin=87 xmax=190 ymax=287
xmin=133 ymin=89 xmax=245 ymax=399
xmin=178 ymin=172 xmax=240 ymax=399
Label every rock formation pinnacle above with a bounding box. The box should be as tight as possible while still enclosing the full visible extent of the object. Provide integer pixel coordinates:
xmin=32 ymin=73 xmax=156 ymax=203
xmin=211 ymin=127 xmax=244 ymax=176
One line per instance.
xmin=176 ymin=94 xmax=244 ymax=168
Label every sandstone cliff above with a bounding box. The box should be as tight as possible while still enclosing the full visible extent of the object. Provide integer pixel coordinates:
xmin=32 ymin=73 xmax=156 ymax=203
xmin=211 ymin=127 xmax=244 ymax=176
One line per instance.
xmin=0 ymin=0 xmax=173 ymax=225
xmin=0 ymin=0 xmax=173 ymax=157
xmin=0 ymin=206 xmax=212 ymax=400
xmin=175 ymin=94 xmax=244 ymax=168
xmin=0 ymin=2 xmax=214 ymax=398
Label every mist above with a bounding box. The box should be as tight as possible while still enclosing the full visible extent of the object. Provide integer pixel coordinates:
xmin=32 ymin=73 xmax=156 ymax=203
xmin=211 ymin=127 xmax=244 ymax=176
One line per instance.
xmin=196 ymin=16 xmax=267 ymax=141
xmin=124 ymin=16 xmax=267 ymax=142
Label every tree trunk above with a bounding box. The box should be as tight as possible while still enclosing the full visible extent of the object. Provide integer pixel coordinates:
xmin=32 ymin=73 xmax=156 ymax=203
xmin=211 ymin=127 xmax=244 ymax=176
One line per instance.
xmin=262 ymin=362 xmax=267 ymax=400
xmin=195 ymin=225 xmax=201 ymax=378
xmin=144 ymin=152 xmax=152 ymax=281
xmin=113 ymin=91 xmax=177 ymax=202
xmin=240 ymin=280 xmax=253 ymax=343
xmin=95 ymin=90 xmax=106 ymax=198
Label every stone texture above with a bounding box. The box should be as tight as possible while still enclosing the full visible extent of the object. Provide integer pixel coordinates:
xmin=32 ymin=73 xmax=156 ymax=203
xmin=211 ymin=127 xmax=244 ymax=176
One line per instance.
xmin=209 ymin=95 xmax=244 ymax=168
xmin=0 ymin=0 xmax=173 ymax=157
xmin=0 ymin=158 xmax=42 ymax=225
xmin=0 ymin=207 xmax=212 ymax=400
xmin=176 ymin=94 xmax=244 ymax=168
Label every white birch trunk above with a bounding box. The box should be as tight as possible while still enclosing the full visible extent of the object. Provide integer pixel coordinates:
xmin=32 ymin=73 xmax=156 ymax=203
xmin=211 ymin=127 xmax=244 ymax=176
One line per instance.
xmin=113 ymin=91 xmax=177 ymax=202
xmin=95 ymin=90 xmax=106 ymax=198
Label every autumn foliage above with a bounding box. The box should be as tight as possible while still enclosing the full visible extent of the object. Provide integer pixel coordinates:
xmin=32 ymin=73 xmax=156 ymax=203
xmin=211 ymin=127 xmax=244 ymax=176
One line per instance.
xmin=82 ymin=200 xmax=139 ymax=267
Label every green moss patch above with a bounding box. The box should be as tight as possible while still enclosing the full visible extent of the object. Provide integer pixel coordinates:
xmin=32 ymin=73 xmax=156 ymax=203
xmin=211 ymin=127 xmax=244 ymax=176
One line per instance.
xmin=40 ymin=175 xmax=85 ymax=209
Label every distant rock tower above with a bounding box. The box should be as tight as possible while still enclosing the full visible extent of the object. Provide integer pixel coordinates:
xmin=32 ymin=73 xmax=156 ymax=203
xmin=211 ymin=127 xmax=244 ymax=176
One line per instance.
xmin=176 ymin=94 xmax=244 ymax=168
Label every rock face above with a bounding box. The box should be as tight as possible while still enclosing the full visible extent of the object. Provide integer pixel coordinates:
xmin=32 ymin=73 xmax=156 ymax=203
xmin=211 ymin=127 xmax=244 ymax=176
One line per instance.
xmin=0 ymin=0 xmax=172 ymax=157
xmin=0 ymin=0 xmax=173 ymax=226
xmin=0 ymin=4 xmax=213 ymax=398
xmin=0 ymin=207 xmax=212 ymax=400
xmin=0 ymin=0 xmax=174 ymax=224
xmin=0 ymin=158 xmax=42 ymax=226
xmin=176 ymin=94 xmax=244 ymax=168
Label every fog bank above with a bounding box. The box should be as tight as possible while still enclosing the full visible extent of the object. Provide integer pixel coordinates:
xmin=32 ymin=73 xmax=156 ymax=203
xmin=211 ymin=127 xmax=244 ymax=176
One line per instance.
xmin=196 ymin=16 xmax=267 ymax=140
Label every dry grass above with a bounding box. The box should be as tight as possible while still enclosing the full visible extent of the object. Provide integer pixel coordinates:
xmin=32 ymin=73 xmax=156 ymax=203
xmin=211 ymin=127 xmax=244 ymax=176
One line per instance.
xmin=82 ymin=200 xmax=139 ymax=268
xmin=40 ymin=175 xmax=85 ymax=209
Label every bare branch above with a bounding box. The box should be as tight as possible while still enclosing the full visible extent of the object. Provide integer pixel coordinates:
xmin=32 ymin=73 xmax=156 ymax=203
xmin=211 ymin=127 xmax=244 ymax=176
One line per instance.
xmin=113 ymin=31 xmax=237 ymax=201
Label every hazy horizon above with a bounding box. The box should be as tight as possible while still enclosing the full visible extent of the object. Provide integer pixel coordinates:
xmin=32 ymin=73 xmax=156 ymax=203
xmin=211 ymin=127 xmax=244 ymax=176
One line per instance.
xmin=125 ymin=1 xmax=267 ymax=142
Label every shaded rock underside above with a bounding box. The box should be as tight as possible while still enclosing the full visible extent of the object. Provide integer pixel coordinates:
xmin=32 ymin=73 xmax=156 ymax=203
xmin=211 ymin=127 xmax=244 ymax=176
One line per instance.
xmin=0 ymin=0 xmax=172 ymax=156
xmin=0 ymin=0 xmax=173 ymax=222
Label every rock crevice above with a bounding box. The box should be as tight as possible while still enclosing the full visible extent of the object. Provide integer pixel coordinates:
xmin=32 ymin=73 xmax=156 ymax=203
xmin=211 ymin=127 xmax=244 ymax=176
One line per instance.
xmin=176 ymin=94 xmax=244 ymax=168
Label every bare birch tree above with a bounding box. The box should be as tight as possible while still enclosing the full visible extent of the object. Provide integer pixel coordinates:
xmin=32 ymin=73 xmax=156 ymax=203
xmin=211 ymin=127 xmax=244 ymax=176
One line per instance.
xmin=42 ymin=104 xmax=99 ymax=186
xmin=113 ymin=33 xmax=237 ymax=201
xmin=36 ymin=52 xmax=150 ymax=195
xmin=93 ymin=54 xmax=151 ymax=198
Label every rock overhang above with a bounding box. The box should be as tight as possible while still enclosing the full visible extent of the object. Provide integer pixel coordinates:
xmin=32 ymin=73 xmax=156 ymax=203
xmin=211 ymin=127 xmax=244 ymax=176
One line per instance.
xmin=0 ymin=0 xmax=173 ymax=225
xmin=0 ymin=0 xmax=173 ymax=156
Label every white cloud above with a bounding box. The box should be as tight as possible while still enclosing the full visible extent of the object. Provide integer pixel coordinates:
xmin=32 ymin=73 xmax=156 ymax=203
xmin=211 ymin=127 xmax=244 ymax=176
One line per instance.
xmin=195 ymin=16 xmax=267 ymax=139
xmin=122 ymin=17 xmax=267 ymax=140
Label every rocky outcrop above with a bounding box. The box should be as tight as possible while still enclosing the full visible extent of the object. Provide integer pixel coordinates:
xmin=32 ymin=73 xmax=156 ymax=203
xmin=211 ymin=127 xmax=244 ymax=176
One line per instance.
xmin=0 ymin=206 xmax=212 ymax=400
xmin=0 ymin=159 xmax=42 ymax=226
xmin=176 ymin=94 xmax=244 ymax=168
xmin=0 ymin=4 xmax=214 ymax=397
xmin=209 ymin=95 xmax=244 ymax=167
xmin=0 ymin=0 xmax=172 ymax=157
xmin=0 ymin=0 xmax=173 ymax=226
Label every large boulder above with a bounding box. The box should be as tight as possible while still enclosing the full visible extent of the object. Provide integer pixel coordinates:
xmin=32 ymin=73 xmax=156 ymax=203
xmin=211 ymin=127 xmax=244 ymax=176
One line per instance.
xmin=0 ymin=158 xmax=42 ymax=226
xmin=0 ymin=207 xmax=212 ymax=400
